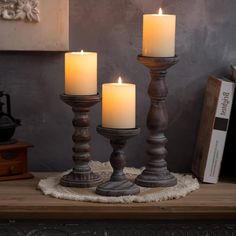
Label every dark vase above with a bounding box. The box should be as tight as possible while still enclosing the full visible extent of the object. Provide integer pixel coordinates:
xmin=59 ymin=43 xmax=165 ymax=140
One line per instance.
xmin=0 ymin=92 xmax=20 ymax=143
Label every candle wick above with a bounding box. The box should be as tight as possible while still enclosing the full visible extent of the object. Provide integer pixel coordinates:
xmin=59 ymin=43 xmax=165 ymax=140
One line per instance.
xmin=158 ymin=8 xmax=163 ymax=15
xmin=118 ymin=76 xmax=122 ymax=84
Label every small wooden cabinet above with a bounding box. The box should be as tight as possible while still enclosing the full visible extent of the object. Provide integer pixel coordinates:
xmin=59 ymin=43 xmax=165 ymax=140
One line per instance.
xmin=0 ymin=141 xmax=33 ymax=181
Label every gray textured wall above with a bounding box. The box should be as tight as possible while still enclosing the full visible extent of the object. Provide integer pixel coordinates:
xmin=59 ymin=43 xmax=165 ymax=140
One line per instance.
xmin=0 ymin=0 xmax=236 ymax=172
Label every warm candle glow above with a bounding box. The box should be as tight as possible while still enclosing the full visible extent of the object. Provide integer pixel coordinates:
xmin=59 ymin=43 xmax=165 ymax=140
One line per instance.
xmin=118 ymin=76 xmax=122 ymax=84
xmin=102 ymin=79 xmax=136 ymax=129
xmin=65 ymin=51 xmax=97 ymax=95
xmin=142 ymin=8 xmax=176 ymax=57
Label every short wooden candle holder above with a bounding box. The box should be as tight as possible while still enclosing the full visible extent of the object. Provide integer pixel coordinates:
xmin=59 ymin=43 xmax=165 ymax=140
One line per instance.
xmin=96 ymin=126 xmax=140 ymax=196
xmin=60 ymin=94 xmax=102 ymax=188
xmin=135 ymin=55 xmax=178 ymax=188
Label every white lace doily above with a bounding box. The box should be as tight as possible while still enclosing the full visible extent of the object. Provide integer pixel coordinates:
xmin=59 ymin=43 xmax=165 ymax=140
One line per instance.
xmin=38 ymin=161 xmax=199 ymax=204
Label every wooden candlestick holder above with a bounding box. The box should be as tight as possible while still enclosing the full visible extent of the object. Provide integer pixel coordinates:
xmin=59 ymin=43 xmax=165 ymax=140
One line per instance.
xmin=96 ymin=126 xmax=140 ymax=196
xmin=60 ymin=94 xmax=101 ymax=188
xmin=135 ymin=55 xmax=178 ymax=188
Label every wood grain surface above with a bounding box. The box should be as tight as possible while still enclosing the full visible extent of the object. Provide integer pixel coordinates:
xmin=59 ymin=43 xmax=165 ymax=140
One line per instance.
xmin=0 ymin=173 xmax=235 ymax=220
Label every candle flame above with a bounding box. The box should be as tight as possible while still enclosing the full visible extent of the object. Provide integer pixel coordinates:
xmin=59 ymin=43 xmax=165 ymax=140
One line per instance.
xmin=118 ymin=76 xmax=122 ymax=84
xmin=158 ymin=8 xmax=163 ymax=15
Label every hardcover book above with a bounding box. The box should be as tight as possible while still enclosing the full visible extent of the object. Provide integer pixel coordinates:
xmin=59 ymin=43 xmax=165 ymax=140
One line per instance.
xmin=192 ymin=75 xmax=235 ymax=183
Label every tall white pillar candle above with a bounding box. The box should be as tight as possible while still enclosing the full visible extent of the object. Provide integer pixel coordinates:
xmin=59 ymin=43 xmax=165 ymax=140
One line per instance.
xmin=142 ymin=8 xmax=176 ymax=57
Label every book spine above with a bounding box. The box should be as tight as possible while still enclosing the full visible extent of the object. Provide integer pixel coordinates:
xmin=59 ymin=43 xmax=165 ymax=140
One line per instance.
xmin=203 ymin=81 xmax=235 ymax=183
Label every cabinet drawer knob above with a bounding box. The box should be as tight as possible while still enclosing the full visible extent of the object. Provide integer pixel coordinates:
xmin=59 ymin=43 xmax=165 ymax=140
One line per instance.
xmin=9 ymin=166 xmax=18 ymax=175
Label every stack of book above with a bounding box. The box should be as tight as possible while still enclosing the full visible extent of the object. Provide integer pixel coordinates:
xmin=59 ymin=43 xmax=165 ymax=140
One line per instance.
xmin=192 ymin=66 xmax=236 ymax=183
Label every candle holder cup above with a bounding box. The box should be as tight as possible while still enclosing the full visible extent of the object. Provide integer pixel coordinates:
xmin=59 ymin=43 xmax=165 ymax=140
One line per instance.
xmin=60 ymin=94 xmax=101 ymax=188
xmin=135 ymin=55 xmax=178 ymax=188
xmin=96 ymin=125 xmax=140 ymax=196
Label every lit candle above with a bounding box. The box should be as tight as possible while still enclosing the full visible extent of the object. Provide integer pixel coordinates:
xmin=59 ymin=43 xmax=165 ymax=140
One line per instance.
xmin=65 ymin=50 xmax=97 ymax=95
xmin=142 ymin=8 xmax=176 ymax=57
xmin=102 ymin=77 xmax=136 ymax=129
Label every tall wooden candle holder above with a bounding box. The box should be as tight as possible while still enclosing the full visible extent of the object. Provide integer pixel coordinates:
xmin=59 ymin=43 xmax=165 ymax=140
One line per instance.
xmin=60 ymin=94 xmax=101 ymax=188
xmin=96 ymin=126 xmax=140 ymax=196
xmin=135 ymin=55 xmax=178 ymax=187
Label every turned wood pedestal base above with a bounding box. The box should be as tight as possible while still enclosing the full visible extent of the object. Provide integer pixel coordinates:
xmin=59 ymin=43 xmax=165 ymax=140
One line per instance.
xmin=135 ymin=55 xmax=178 ymax=188
xmin=60 ymin=94 xmax=101 ymax=188
xmin=96 ymin=126 xmax=140 ymax=196
xmin=60 ymin=171 xmax=101 ymax=188
xmin=96 ymin=179 xmax=139 ymax=197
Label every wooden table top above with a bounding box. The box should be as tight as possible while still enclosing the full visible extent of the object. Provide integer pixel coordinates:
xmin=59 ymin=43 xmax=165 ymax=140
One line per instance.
xmin=0 ymin=173 xmax=235 ymax=220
